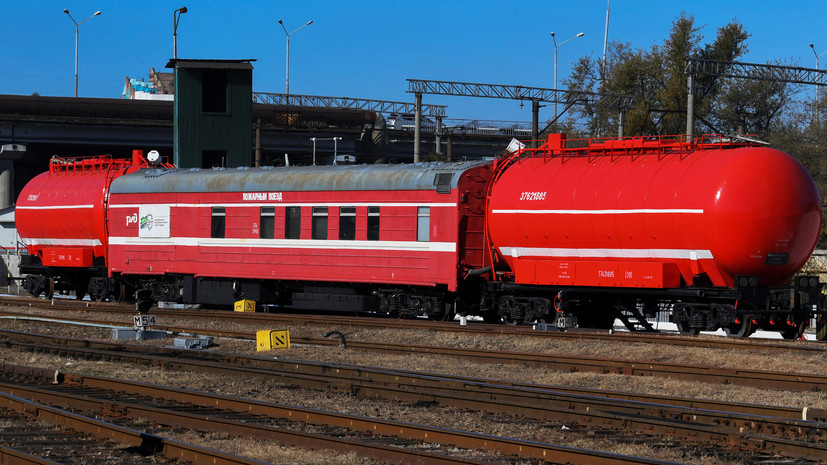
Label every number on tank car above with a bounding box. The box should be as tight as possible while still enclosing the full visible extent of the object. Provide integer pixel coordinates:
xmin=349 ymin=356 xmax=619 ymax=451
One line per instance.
xmin=520 ymin=191 xmax=547 ymax=201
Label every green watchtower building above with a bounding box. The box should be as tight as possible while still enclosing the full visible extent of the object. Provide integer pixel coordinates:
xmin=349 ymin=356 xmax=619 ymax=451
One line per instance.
xmin=166 ymin=59 xmax=255 ymax=168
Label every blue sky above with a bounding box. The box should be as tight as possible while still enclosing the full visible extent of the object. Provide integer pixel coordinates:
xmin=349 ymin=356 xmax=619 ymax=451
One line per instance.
xmin=2 ymin=1 xmax=825 ymax=122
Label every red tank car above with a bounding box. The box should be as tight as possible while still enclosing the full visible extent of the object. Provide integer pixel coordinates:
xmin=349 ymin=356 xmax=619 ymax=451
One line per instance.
xmin=16 ymin=151 xmax=166 ymax=299
xmin=483 ymin=134 xmax=823 ymax=337
xmin=487 ymin=134 xmax=821 ymax=288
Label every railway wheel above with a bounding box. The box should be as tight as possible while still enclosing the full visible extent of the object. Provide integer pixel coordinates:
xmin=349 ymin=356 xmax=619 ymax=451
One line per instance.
xmin=75 ymin=278 xmax=89 ymax=301
xmin=116 ymin=284 xmax=128 ymax=303
xmin=676 ymin=320 xmax=700 ymax=336
xmin=780 ymin=317 xmax=809 ymax=340
xmin=481 ymin=309 xmax=501 ymax=324
xmin=723 ymin=316 xmax=754 ymax=338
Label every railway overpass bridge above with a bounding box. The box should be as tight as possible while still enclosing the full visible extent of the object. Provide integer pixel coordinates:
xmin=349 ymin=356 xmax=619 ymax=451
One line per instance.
xmin=0 ymin=94 xmax=518 ymax=200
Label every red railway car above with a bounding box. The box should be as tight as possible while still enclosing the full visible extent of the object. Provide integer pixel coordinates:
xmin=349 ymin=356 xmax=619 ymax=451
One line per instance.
xmin=104 ymin=161 xmax=492 ymax=317
xmin=15 ymin=151 xmax=166 ymax=299
xmin=483 ymin=134 xmax=823 ymax=337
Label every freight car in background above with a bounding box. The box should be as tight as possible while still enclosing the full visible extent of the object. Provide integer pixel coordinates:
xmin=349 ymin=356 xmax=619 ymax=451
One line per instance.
xmin=14 ymin=134 xmax=827 ymax=340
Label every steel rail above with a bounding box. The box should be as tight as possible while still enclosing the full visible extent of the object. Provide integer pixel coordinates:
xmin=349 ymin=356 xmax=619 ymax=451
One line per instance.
xmin=0 ymin=384 xmax=496 ymax=465
xmin=0 ymin=369 xmax=680 ymax=465
xmin=0 ymin=391 xmax=268 ymax=465
xmin=4 ymin=304 xmax=822 ymax=427
xmin=57 ymin=372 xmax=827 ymax=457
xmin=0 ymin=445 xmax=63 ymax=465
xmin=2 ymin=313 xmax=825 ymax=393
xmin=0 ymin=335 xmax=825 ymax=461
xmin=294 ymin=338 xmax=827 ymax=392
xmin=1 ymin=301 xmax=824 ymax=354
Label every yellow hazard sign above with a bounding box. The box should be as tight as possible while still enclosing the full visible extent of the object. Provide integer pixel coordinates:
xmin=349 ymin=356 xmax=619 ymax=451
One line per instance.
xmin=234 ymin=299 xmax=256 ymax=312
xmin=256 ymin=330 xmax=290 ymax=351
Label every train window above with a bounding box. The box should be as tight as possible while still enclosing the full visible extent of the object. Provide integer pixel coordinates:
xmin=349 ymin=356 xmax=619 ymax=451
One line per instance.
xmin=339 ymin=207 xmax=356 ymax=240
xmin=260 ymin=206 xmax=275 ymax=239
xmin=211 ymin=207 xmax=225 ymax=239
xmin=367 ymin=206 xmax=380 ymax=241
xmin=312 ymin=206 xmax=328 ymax=240
xmin=417 ymin=207 xmax=430 ymax=242
xmin=285 ymin=206 xmax=301 ymax=239
xmin=434 ymin=173 xmax=453 ymax=194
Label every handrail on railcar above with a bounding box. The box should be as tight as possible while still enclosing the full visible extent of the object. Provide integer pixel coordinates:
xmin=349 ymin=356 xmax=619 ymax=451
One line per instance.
xmin=508 ymin=133 xmax=763 ymax=162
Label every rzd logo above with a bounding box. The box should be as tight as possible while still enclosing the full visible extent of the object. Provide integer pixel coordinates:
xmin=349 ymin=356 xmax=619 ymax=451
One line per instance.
xmin=140 ymin=214 xmax=154 ymax=231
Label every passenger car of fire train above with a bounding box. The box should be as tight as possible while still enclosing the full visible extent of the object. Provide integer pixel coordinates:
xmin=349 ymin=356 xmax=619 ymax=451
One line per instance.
xmin=14 ymin=134 xmax=827 ymax=339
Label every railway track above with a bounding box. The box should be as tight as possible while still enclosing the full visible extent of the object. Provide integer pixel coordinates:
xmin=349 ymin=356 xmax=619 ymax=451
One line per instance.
xmin=4 ymin=310 xmax=826 ymax=421
xmin=0 ymin=331 xmax=824 ymax=462
xmin=1 ymin=308 xmax=826 ymax=393
xmin=1 ymin=294 xmax=823 ymax=354
xmin=0 ymin=385 xmax=267 ymax=465
xmin=0 ymin=363 xmax=680 ymax=465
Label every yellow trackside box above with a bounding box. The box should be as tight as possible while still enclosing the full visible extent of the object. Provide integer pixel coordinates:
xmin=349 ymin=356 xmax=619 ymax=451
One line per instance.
xmin=234 ymin=299 xmax=255 ymax=312
xmin=256 ymin=330 xmax=290 ymax=351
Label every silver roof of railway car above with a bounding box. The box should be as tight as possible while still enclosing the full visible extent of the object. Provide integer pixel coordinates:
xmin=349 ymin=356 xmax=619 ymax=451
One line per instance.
xmin=110 ymin=161 xmax=490 ymax=193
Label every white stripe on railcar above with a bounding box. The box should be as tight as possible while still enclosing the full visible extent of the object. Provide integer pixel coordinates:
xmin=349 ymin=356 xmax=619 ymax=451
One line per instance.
xmin=498 ymin=247 xmax=713 ymax=260
xmin=491 ymin=208 xmax=704 ymax=215
xmin=109 ymin=237 xmax=456 ymax=253
xmin=110 ymin=202 xmax=458 ymax=209
xmin=22 ymin=238 xmax=103 ymax=247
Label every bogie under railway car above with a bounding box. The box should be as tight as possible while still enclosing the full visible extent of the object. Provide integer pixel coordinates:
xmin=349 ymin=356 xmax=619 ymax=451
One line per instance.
xmin=15 ymin=135 xmax=827 ymax=339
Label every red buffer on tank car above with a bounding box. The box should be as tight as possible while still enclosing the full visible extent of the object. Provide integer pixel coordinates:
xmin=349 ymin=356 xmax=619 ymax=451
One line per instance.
xmin=481 ymin=134 xmax=825 ymax=339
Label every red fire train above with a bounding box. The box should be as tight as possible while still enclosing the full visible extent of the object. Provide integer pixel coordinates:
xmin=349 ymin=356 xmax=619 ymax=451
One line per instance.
xmin=15 ymin=134 xmax=826 ymax=339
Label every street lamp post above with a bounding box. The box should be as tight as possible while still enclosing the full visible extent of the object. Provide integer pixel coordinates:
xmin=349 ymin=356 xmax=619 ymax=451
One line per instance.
xmin=810 ymin=43 xmax=827 ymax=128
xmin=602 ymin=0 xmax=610 ymax=77
xmin=278 ymin=19 xmax=313 ymax=95
xmin=550 ymin=31 xmax=584 ymax=121
xmin=64 ymin=9 xmax=101 ymax=98
xmin=174 ymin=6 xmax=188 ymax=59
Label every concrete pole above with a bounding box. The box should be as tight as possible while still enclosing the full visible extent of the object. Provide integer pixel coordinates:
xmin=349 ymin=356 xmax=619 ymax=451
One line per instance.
xmin=686 ymin=73 xmax=696 ymax=139
xmin=617 ymin=108 xmax=625 ymax=137
xmin=435 ymin=116 xmax=442 ymax=156
xmin=0 ymin=160 xmax=13 ymax=209
xmin=531 ymin=100 xmax=540 ymax=148
xmin=255 ymin=118 xmax=261 ymax=167
xmin=414 ymin=93 xmax=422 ymax=163
xmin=73 ymin=25 xmax=79 ymax=98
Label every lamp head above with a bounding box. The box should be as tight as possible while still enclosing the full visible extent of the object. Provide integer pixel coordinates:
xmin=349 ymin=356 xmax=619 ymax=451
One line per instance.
xmin=550 ymin=32 xmax=555 ymax=37
xmin=576 ymin=32 xmax=584 ymax=37
xmin=811 ymin=43 xmax=816 ymax=49
xmin=306 ymin=20 xmax=313 ymax=25
xmin=278 ymin=19 xmax=283 ymax=25
xmin=180 ymin=6 xmax=187 ymax=13
xmin=63 ymin=9 xmax=69 ymax=14
xmin=94 ymin=10 xmax=101 ymax=16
